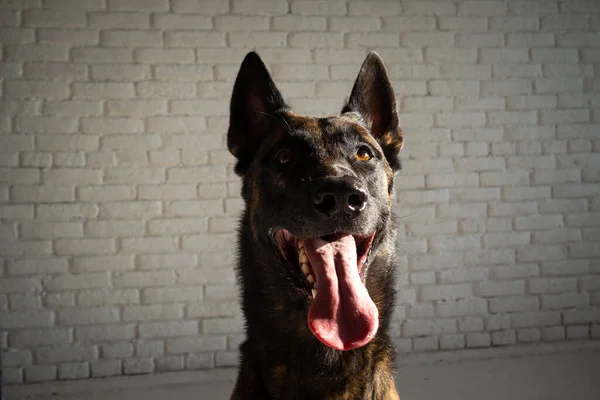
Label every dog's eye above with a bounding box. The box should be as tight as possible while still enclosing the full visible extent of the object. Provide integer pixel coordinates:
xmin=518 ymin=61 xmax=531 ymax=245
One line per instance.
xmin=275 ymin=149 xmax=294 ymax=165
xmin=355 ymin=146 xmax=372 ymax=162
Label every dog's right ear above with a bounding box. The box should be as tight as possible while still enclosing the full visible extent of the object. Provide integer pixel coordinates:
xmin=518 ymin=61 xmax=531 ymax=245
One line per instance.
xmin=227 ymin=52 xmax=289 ymax=176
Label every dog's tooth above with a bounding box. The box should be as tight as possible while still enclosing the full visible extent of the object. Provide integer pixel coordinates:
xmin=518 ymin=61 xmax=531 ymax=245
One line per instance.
xmin=301 ymin=263 xmax=310 ymax=275
xmin=299 ymin=252 xmax=308 ymax=264
xmin=298 ymin=240 xmax=304 ymax=249
xmin=311 ymin=288 xmax=317 ymax=298
xmin=307 ymin=274 xmax=314 ymax=284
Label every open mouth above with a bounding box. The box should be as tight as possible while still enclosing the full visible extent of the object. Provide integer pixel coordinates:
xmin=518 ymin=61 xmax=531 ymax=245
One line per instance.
xmin=272 ymin=229 xmax=379 ymax=351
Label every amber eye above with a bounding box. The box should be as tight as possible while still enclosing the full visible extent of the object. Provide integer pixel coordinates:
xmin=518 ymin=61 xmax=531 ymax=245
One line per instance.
xmin=355 ymin=146 xmax=372 ymax=161
xmin=275 ymin=149 xmax=294 ymax=165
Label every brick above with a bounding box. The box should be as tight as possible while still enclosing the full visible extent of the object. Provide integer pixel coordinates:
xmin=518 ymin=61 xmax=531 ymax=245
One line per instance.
xmin=91 ymin=64 xmax=150 ymax=81
xmin=0 ymin=310 xmax=54 ymax=329
xmin=24 ymin=9 xmax=85 ymax=27
xmin=108 ymin=0 xmax=168 ymax=11
xmin=73 ymin=82 xmax=135 ymax=99
xmin=403 ymin=319 xmax=457 ymax=337
xmin=419 ymin=283 xmax=473 ymax=301
xmin=561 ymin=0 xmax=600 ymax=13
xmin=25 ymin=366 xmax=56 ymax=383
xmin=466 ymin=333 xmax=491 ymax=348
xmin=138 ymin=253 xmax=197 ymax=269
xmin=44 ymin=272 xmax=109 ymax=291
xmin=507 ymin=33 xmax=555 ymax=47
xmin=44 ymin=100 xmax=103 ymax=117
xmin=440 ymin=334 xmax=466 ymax=350
xmin=71 ymin=47 xmax=132 ymax=63
xmin=492 ymin=330 xmax=516 ymax=346
xmin=541 ymin=293 xmax=590 ymax=310
xmin=230 ymin=31 xmax=287 ymax=47
xmin=541 ymin=15 xmax=589 ymax=30
xmin=6 ymin=44 xmax=68 ymax=61
xmin=5 ymin=80 xmax=69 ymax=100
xmin=135 ymin=48 xmax=194 ymax=64
xmin=38 ymin=28 xmax=98 ymax=46
xmin=139 ymin=321 xmax=198 ymax=338
xmin=142 ymin=287 xmax=203 ymax=304
xmin=177 ymin=267 xmax=235 ymax=285
xmin=533 ymin=229 xmax=582 ymax=245
xmin=482 ymin=79 xmax=532 ymax=95
xmin=514 ymin=215 xmax=563 ymax=231
xmin=58 ymin=307 xmax=119 ymax=325
xmin=553 ymin=183 xmax=600 ymax=198
xmin=0 ymin=204 xmax=34 ymax=221
xmin=89 ymin=12 xmax=149 ymax=29
xmin=437 ymin=204 xmax=487 ymax=219
xmin=136 ymin=82 xmax=195 ymax=99
xmin=78 ymin=186 xmax=136 ymax=202
xmin=412 ymin=336 xmax=438 ymax=351
xmin=0 ymin=240 xmax=52 ymax=257
xmin=478 ymin=280 xmax=526 ymax=297
xmin=403 ymin=1 xmax=456 ymax=15
xmin=272 ymin=15 xmax=326 ymax=31
xmin=37 ymin=135 xmax=99 ymax=152
xmin=85 ymin=220 xmax=145 ymax=237
xmin=489 ymin=296 xmax=539 ymax=313
xmin=114 ymin=271 xmax=175 ymax=288
xmin=166 ymin=336 xmax=226 ymax=354
xmin=289 ymin=32 xmax=343 ymax=48
xmin=12 ymin=185 xmax=75 ymax=203
xmin=20 ymin=222 xmax=82 ymax=239
xmin=567 ymin=325 xmax=590 ymax=340
xmin=6 ymin=259 xmax=67 ymax=277
xmin=123 ymin=304 xmax=183 ymax=322
xmin=59 ymin=362 xmax=90 ymax=380
xmin=124 ymin=358 xmax=155 ymax=375
xmin=13 ymin=328 xmax=71 ymax=347
xmin=429 ymin=80 xmax=479 ymax=95
xmin=99 ymin=201 xmax=162 ymax=218
xmin=36 ymin=344 xmax=97 ymax=364
xmin=535 ymin=78 xmax=583 ymax=94
xmin=436 ymin=299 xmax=487 ymax=317
xmin=91 ymin=360 xmax=122 ymax=377
xmin=44 ymin=0 xmax=104 ymax=8
xmin=46 ymin=293 xmax=74 ymax=308
xmin=425 ymin=48 xmax=477 ymax=63
xmin=78 ymin=289 xmax=139 ymax=306
xmin=563 ymin=309 xmax=600 ymax=324
xmin=529 ymin=277 xmax=577 ymax=294
xmin=155 ymin=356 xmax=184 ymax=372
xmin=439 ymin=17 xmax=488 ymax=32
xmin=55 ymin=238 xmax=115 ymax=256
xmin=136 ymin=340 xmax=164 ymax=357
xmin=489 ymin=16 xmax=539 ymax=31
xmin=518 ymin=328 xmax=542 ymax=343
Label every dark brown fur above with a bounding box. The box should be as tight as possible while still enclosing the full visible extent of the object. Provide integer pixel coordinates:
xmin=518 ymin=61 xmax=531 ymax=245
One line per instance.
xmin=227 ymin=52 xmax=403 ymax=399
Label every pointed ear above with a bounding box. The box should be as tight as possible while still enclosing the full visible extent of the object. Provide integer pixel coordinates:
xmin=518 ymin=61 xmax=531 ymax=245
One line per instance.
xmin=227 ymin=52 xmax=289 ymax=175
xmin=342 ymin=52 xmax=403 ymax=171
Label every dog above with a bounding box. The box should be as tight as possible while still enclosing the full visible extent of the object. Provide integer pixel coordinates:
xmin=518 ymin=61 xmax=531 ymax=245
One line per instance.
xmin=226 ymin=51 xmax=403 ymax=399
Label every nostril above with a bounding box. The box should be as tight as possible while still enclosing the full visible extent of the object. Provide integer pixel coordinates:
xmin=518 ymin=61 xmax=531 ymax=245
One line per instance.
xmin=314 ymin=192 xmax=337 ymax=214
xmin=347 ymin=192 xmax=366 ymax=212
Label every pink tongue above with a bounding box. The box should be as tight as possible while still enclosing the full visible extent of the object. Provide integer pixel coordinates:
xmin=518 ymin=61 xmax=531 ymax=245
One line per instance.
xmin=303 ymin=234 xmax=379 ymax=351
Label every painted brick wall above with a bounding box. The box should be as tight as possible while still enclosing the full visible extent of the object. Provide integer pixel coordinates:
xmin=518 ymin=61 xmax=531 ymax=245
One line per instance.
xmin=1 ymin=0 xmax=600 ymax=384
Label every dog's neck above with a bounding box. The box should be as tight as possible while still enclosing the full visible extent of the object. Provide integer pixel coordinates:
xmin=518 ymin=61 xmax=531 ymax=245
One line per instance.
xmin=235 ymin=212 xmax=398 ymax=395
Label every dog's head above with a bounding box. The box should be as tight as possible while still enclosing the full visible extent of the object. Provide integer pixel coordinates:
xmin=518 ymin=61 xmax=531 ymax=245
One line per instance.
xmin=228 ymin=52 xmax=403 ymax=351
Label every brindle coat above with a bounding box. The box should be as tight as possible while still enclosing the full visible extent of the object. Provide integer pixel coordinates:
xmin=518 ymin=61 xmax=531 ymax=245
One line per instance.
xmin=227 ymin=51 xmax=403 ymax=399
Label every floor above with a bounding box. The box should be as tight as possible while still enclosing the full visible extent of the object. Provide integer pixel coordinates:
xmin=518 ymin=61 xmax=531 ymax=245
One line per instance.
xmin=7 ymin=344 xmax=600 ymax=400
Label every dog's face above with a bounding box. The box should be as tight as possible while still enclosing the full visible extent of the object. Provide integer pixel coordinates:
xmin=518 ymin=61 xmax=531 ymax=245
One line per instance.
xmin=228 ymin=52 xmax=403 ymax=351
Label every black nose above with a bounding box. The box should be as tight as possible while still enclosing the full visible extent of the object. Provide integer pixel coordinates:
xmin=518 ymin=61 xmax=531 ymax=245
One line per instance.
xmin=312 ymin=177 xmax=367 ymax=217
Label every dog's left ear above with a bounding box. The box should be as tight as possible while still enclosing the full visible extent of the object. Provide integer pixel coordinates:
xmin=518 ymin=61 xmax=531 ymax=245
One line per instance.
xmin=342 ymin=52 xmax=403 ymax=171
xmin=228 ymin=51 xmax=289 ymax=175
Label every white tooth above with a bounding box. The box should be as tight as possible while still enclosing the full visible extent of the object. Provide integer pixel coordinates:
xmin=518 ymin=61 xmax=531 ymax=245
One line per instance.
xmin=311 ymin=288 xmax=317 ymax=298
xmin=301 ymin=263 xmax=310 ymax=275
xmin=299 ymin=252 xmax=308 ymax=264
xmin=298 ymin=240 xmax=304 ymax=249
xmin=307 ymin=274 xmax=314 ymax=284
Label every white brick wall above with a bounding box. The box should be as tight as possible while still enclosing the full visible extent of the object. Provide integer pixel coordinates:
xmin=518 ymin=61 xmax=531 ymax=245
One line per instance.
xmin=0 ymin=0 xmax=599 ymax=384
